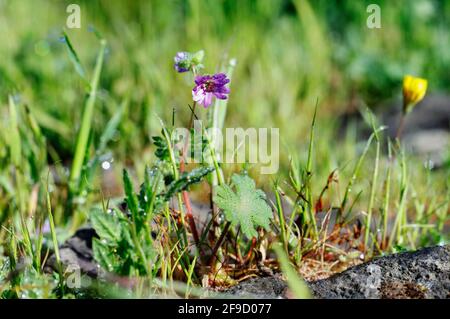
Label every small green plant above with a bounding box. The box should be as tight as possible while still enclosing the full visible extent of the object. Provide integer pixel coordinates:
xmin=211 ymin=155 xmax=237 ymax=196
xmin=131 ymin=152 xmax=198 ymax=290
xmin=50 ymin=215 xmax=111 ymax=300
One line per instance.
xmin=214 ymin=174 xmax=273 ymax=239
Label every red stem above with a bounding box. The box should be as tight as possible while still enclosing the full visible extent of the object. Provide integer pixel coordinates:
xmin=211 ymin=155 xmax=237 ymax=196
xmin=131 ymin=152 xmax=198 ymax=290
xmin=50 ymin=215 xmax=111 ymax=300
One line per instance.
xmin=179 ymin=102 xmax=201 ymax=251
xmin=243 ymin=237 xmax=257 ymax=265
xmin=208 ymin=221 xmax=231 ymax=266
xmin=395 ymin=114 xmax=406 ymax=140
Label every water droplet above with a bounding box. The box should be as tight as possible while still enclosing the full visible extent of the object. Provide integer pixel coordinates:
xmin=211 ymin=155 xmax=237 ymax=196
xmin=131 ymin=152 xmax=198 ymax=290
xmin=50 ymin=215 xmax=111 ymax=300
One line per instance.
xmin=101 ymin=161 xmax=111 ymax=170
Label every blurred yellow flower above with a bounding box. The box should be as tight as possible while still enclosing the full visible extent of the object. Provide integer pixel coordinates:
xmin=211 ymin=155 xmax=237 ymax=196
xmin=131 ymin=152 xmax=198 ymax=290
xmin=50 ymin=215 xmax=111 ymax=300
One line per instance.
xmin=402 ymin=75 xmax=428 ymax=113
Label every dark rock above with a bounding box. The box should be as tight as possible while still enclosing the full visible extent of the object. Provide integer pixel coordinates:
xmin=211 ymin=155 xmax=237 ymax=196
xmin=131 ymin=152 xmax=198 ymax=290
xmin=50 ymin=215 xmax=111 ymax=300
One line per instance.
xmin=224 ymin=275 xmax=287 ymax=299
xmin=47 ymin=224 xmax=449 ymax=299
xmin=308 ymin=245 xmax=450 ymax=299
xmin=224 ymin=245 xmax=450 ymax=299
xmin=46 ymin=227 xmax=99 ymax=278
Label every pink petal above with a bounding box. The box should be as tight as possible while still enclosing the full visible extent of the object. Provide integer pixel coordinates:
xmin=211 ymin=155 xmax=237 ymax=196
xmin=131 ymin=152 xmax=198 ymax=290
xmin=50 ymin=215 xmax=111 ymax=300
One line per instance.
xmin=203 ymin=92 xmax=213 ymax=107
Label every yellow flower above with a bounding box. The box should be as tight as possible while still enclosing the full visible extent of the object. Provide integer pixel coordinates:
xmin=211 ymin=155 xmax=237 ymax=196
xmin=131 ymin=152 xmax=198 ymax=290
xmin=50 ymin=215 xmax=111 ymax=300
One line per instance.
xmin=402 ymin=75 xmax=428 ymax=114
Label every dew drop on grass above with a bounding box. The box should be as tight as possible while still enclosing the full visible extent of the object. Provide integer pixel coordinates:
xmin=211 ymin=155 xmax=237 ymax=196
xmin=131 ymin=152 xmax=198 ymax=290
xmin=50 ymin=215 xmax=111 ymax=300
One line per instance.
xmin=101 ymin=161 xmax=111 ymax=170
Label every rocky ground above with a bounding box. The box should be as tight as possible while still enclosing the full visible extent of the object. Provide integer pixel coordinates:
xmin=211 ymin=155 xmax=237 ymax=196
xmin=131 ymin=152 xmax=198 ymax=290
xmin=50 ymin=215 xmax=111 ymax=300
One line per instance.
xmin=227 ymin=245 xmax=450 ymax=299
xmin=46 ymin=228 xmax=449 ymax=299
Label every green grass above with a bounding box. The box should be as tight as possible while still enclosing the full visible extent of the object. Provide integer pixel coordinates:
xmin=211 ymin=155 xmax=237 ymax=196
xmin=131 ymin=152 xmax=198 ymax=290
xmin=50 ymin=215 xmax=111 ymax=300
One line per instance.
xmin=0 ymin=0 xmax=449 ymax=299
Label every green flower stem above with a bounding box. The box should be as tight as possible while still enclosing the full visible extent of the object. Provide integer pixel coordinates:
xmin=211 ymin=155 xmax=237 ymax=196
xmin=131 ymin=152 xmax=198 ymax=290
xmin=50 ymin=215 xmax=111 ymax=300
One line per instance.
xmin=364 ymin=133 xmax=380 ymax=250
xmin=162 ymin=126 xmax=189 ymax=249
xmin=381 ymin=140 xmax=393 ymax=248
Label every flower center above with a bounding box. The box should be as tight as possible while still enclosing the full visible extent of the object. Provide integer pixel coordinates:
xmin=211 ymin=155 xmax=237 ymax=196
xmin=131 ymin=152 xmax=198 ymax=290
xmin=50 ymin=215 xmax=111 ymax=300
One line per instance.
xmin=204 ymin=80 xmax=215 ymax=92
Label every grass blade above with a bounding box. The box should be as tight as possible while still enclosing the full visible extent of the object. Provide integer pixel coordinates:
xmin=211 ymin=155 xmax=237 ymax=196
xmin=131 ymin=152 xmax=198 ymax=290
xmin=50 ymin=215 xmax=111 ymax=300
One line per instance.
xmin=274 ymin=243 xmax=311 ymax=299
xmin=69 ymin=39 xmax=107 ymax=192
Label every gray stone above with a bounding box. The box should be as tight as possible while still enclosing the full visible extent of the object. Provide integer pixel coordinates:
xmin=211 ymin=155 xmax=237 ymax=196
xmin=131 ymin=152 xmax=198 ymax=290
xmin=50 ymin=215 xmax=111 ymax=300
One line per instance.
xmin=224 ymin=275 xmax=287 ymax=299
xmin=224 ymin=245 xmax=450 ymax=299
xmin=46 ymin=227 xmax=99 ymax=278
xmin=47 ymin=225 xmax=449 ymax=299
xmin=309 ymin=245 xmax=450 ymax=299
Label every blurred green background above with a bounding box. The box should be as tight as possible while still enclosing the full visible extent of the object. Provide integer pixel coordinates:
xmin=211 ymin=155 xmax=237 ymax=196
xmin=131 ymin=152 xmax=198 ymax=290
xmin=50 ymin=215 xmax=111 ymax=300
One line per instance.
xmin=0 ymin=0 xmax=449 ymax=197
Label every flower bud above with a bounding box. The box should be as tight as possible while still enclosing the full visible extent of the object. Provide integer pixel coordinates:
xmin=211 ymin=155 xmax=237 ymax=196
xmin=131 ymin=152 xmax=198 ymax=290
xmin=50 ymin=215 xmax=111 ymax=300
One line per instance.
xmin=402 ymin=75 xmax=428 ymax=114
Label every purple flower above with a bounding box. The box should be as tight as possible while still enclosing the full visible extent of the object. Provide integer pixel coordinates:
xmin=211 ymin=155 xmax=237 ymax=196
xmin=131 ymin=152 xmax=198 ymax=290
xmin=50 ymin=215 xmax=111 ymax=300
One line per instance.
xmin=192 ymin=73 xmax=230 ymax=108
xmin=174 ymin=52 xmax=190 ymax=73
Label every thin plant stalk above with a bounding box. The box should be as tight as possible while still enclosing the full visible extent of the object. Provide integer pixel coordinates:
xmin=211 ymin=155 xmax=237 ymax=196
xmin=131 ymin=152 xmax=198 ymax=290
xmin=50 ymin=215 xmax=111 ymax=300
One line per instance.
xmin=340 ymin=127 xmax=385 ymax=221
xmin=179 ymin=101 xmax=201 ymax=249
xmin=203 ymin=128 xmax=228 ymax=265
xmin=364 ymin=129 xmax=380 ymax=250
xmin=46 ymin=184 xmax=64 ymax=296
xmin=274 ymin=184 xmax=288 ymax=253
xmin=209 ymin=59 xmax=236 ymax=251
xmin=9 ymin=96 xmax=35 ymax=262
xmin=381 ymin=140 xmax=392 ymax=247
xmin=304 ymin=101 xmax=319 ymax=238
xmin=395 ymin=114 xmax=406 ymax=140
xmin=209 ymin=221 xmax=231 ymax=266
xmin=161 ymin=125 xmax=190 ymax=249
xmin=388 ymin=147 xmax=409 ymax=249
